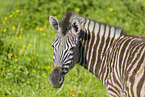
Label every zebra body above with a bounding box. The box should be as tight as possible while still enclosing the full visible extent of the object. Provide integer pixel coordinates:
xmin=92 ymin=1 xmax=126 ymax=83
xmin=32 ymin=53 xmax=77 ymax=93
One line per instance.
xmin=49 ymin=11 xmax=145 ymax=97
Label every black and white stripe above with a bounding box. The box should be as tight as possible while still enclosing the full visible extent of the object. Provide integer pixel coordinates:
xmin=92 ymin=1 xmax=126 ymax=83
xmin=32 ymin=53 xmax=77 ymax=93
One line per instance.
xmin=51 ymin=12 xmax=145 ymax=97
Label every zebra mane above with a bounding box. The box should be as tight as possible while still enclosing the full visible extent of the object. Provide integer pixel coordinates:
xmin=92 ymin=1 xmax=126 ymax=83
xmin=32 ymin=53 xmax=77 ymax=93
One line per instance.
xmin=61 ymin=11 xmax=74 ymax=35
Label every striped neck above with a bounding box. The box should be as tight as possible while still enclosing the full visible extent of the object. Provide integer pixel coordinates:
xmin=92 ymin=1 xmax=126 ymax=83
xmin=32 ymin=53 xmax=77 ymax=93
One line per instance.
xmin=77 ymin=17 xmax=125 ymax=79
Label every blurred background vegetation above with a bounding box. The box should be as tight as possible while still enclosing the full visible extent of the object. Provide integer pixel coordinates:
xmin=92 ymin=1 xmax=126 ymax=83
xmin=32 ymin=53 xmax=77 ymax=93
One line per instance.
xmin=0 ymin=0 xmax=145 ymax=96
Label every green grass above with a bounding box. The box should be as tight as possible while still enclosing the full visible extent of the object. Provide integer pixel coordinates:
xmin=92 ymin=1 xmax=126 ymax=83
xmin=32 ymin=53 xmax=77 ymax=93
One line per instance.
xmin=0 ymin=0 xmax=145 ymax=97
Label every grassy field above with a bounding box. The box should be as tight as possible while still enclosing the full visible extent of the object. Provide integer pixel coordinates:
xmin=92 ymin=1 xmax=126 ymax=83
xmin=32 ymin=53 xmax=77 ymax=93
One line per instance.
xmin=0 ymin=0 xmax=145 ymax=97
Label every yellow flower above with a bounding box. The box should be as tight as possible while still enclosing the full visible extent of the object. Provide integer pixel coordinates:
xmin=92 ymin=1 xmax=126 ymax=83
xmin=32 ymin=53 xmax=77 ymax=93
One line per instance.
xmin=51 ymin=31 xmax=54 ymax=33
xmin=9 ymin=56 xmax=11 ymax=59
xmin=15 ymin=58 xmax=18 ymax=61
xmin=8 ymin=70 xmax=10 ymax=72
xmin=100 ymin=18 xmax=104 ymax=21
xmin=37 ymin=66 xmax=40 ymax=69
xmin=2 ymin=70 xmax=3 ymax=72
xmin=23 ymin=45 xmax=26 ymax=48
xmin=12 ymin=44 xmax=15 ymax=46
xmin=45 ymin=67 xmax=48 ymax=69
xmin=3 ymin=68 xmax=5 ymax=70
xmin=49 ymin=90 xmax=51 ymax=92
xmin=54 ymin=16 xmax=57 ymax=18
xmin=44 ymin=25 xmax=47 ymax=28
xmin=5 ymin=17 xmax=7 ymax=20
xmin=11 ymin=53 xmax=13 ymax=56
xmin=12 ymin=12 xmax=15 ymax=14
xmin=9 ymin=14 xmax=13 ymax=18
xmin=106 ymin=17 xmax=109 ymax=20
xmin=72 ymin=94 xmax=75 ymax=96
xmin=16 ymin=10 xmax=20 ymax=13
xmin=29 ymin=44 xmax=32 ymax=47
xmin=49 ymin=25 xmax=51 ymax=28
xmin=10 ymin=39 xmax=12 ymax=42
xmin=3 ymin=21 xmax=5 ymax=24
xmin=4 ymin=29 xmax=6 ymax=32
xmin=51 ymin=65 xmax=53 ymax=67
xmin=36 ymin=27 xmax=39 ymax=30
xmin=110 ymin=8 xmax=113 ymax=11
xmin=43 ymin=33 xmax=46 ymax=36
xmin=77 ymin=91 xmax=82 ymax=93
xmin=76 ymin=8 xmax=80 ymax=12
xmin=33 ymin=70 xmax=36 ymax=72
xmin=70 ymin=93 xmax=72 ymax=95
xmin=44 ymin=89 xmax=46 ymax=91
xmin=32 ymin=56 xmax=34 ymax=58
xmin=20 ymin=29 xmax=23 ymax=32
xmin=43 ymin=74 xmax=45 ymax=77
xmin=70 ymin=88 xmax=73 ymax=91
xmin=19 ymin=35 xmax=22 ymax=40
xmin=48 ymin=66 xmax=50 ymax=69
xmin=20 ymin=49 xmax=23 ymax=53
xmin=16 ymin=37 xmax=18 ymax=40
xmin=36 ymin=54 xmax=39 ymax=56
xmin=40 ymin=28 xmax=44 ymax=31
xmin=13 ymin=26 xmax=15 ymax=30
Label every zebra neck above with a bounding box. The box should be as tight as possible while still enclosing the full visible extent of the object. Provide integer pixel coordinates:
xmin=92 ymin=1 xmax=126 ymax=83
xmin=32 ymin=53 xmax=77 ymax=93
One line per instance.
xmin=78 ymin=18 xmax=124 ymax=79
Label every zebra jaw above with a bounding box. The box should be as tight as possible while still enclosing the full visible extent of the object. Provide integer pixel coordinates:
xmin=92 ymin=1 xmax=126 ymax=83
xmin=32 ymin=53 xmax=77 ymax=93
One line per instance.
xmin=49 ymin=67 xmax=65 ymax=88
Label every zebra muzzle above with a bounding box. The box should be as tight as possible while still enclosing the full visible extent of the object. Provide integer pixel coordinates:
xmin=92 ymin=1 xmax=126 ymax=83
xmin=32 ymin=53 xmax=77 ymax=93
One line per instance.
xmin=49 ymin=67 xmax=64 ymax=88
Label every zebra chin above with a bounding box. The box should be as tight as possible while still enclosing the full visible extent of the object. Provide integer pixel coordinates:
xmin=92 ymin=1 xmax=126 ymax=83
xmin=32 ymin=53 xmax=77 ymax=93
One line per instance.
xmin=49 ymin=67 xmax=65 ymax=88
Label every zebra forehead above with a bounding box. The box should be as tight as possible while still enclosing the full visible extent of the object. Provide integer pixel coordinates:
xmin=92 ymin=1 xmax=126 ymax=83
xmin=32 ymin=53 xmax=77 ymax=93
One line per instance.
xmin=61 ymin=11 xmax=74 ymax=35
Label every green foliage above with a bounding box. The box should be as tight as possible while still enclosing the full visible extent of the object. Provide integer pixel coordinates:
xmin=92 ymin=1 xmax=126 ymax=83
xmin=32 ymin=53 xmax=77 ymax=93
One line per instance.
xmin=0 ymin=0 xmax=144 ymax=96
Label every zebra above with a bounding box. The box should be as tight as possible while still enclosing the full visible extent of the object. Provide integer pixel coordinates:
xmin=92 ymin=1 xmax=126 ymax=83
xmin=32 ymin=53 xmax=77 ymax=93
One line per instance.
xmin=49 ymin=11 xmax=145 ymax=97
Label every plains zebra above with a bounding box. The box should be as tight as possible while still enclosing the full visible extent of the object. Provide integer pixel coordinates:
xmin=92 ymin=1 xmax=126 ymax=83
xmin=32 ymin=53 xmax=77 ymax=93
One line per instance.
xmin=49 ymin=11 xmax=145 ymax=97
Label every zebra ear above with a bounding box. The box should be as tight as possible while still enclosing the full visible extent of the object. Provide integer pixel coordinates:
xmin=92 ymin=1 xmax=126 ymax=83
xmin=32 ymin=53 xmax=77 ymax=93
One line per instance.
xmin=49 ymin=16 xmax=60 ymax=31
xmin=71 ymin=19 xmax=81 ymax=35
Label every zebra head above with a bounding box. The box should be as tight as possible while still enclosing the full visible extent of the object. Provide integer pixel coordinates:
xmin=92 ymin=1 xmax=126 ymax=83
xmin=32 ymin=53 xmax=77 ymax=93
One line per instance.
xmin=49 ymin=11 xmax=81 ymax=88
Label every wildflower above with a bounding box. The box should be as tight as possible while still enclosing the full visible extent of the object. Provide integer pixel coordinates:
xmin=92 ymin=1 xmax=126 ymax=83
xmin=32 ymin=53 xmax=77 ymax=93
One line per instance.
xmin=49 ymin=91 xmax=51 ymax=92
xmin=106 ymin=17 xmax=109 ymax=20
xmin=37 ymin=66 xmax=40 ymax=69
xmin=49 ymin=25 xmax=51 ymax=28
xmin=43 ymin=33 xmax=46 ymax=36
xmin=12 ymin=12 xmax=15 ymax=14
xmin=54 ymin=16 xmax=57 ymax=18
xmin=36 ymin=27 xmax=39 ymax=30
xmin=109 ymin=8 xmax=113 ymax=12
xmin=9 ymin=56 xmax=11 ymax=59
xmin=51 ymin=65 xmax=53 ymax=67
xmin=2 ymin=70 xmax=3 ymax=72
xmin=51 ymin=30 xmax=54 ymax=33
xmin=20 ymin=49 xmax=23 ymax=53
xmin=3 ymin=21 xmax=5 ymax=24
xmin=76 ymin=8 xmax=80 ymax=12
xmin=33 ymin=70 xmax=36 ymax=72
xmin=29 ymin=44 xmax=32 ymax=47
xmin=44 ymin=89 xmax=46 ymax=91
xmin=3 ymin=68 xmax=5 ymax=70
xmin=12 ymin=44 xmax=15 ymax=46
xmin=36 ymin=54 xmax=39 ymax=56
xmin=13 ymin=26 xmax=15 ymax=30
xmin=16 ymin=37 xmax=18 ymax=40
xmin=45 ymin=67 xmax=48 ymax=69
xmin=15 ymin=58 xmax=18 ymax=61
xmin=18 ymin=47 xmax=20 ymax=50
xmin=4 ymin=29 xmax=6 ymax=32
xmin=19 ymin=35 xmax=22 ymax=39
xmin=48 ymin=66 xmax=50 ymax=69
xmin=23 ymin=45 xmax=26 ymax=48
xmin=77 ymin=91 xmax=82 ymax=93
xmin=32 ymin=56 xmax=34 ymax=58
xmin=70 ymin=93 xmax=72 ymax=95
xmin=11 ymin=53 xmax=13 ymax=56
xmin=5 ymin=17 xmax=7 ymax=20
xmin=40 ymin=28 xmax=44 ymax=31
xmin=72 ymin=94 xmax=75 ymax=96
xmin=43 ymin=74 xmax=45 ymax=77
xmin=8 ymin=70 xmax=10 ymax=72
xmin=20 ymin=28 xmax=23 ymax=32
xmin=70 ymin=88 xmax=73 ymax=91
xmin=16 ymin=10 xmax=20 ymax=13
xmin=9 ymin=14 xmax=13 ymax=18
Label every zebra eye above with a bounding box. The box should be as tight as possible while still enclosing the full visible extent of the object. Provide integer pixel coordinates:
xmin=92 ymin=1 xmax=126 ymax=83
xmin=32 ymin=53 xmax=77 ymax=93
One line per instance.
xmin=70 ymin=47 xmax=75 ymax=51
xmin=72 ymin=22 xmax=78 ymax=32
